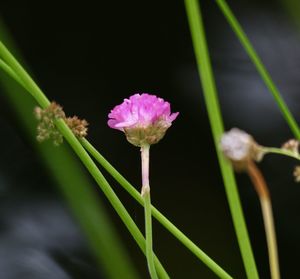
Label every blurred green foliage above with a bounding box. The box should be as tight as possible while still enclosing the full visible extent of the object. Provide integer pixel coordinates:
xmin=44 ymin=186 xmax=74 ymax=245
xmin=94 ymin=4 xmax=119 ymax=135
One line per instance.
xmin=0 ymin=18 xmax=140 ymax=279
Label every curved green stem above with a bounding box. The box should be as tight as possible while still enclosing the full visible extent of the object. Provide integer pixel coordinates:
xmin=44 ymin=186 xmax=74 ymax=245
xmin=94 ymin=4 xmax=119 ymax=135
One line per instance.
xmin=0 ymin=41 xmax=50 ymax=108
xmin=262 ymin=147 xmax=300 ymax=160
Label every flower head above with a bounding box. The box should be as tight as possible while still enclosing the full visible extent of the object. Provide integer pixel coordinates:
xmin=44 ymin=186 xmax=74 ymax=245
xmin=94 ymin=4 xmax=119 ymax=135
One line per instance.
xmin=65 ymin=116 xmax=89 ymax=138
xmin=34 ymin=102 xmax=65 ymax=146
xmin=34 ymin=101 xmax=88 ymax=146
xmin=108 ymin=93 xmax=179 ymax=146
xmin=281 ymin=139 xmax=299 ymax=156
xmin=221 ymin=129 xmax=254 ymax=161
xmin=220 ymin=128 xmax=263 ymax=170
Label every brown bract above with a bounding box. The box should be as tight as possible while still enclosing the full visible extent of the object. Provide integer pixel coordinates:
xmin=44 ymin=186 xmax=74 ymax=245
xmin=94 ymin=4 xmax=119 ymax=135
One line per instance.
xmin=65 ymin=116 xmax=89 ymax=138
xmin=124 ymin=120 xmax=171 ymax=147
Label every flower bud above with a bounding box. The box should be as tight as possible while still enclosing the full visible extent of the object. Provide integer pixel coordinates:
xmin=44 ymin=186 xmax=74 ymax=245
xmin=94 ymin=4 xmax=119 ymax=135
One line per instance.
xmin=220 ymin=128 xmax=263 ymax=170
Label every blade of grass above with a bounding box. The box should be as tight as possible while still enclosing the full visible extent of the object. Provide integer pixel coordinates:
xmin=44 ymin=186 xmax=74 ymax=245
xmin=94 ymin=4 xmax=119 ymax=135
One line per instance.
xmin=215 ymin=0 xmax=300 ymax=139
xmin=0 ymin=49 xmax=234 ymax=279
xmin=184 ymin=0 xmax=259 ymax=278
xmin=0 ymin=20 xmax=140 ymax=279
xmin=0 ymin=37 xmax=170 ymax=279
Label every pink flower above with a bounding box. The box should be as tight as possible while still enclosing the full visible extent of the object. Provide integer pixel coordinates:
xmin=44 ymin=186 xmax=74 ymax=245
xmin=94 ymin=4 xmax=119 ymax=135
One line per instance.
xmin=108 ymin=93 xmax=179 ymax=146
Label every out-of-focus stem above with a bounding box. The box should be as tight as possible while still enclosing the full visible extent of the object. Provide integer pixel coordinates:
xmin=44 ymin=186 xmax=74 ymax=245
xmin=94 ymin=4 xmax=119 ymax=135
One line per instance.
xmin=247 ymin=161 xmax=280 ymax=279
xmin=141 ymin=144 xmax=158 ymax=279
xmin=263 ymin=147 xmax=300 ymax=160
xmin=247 ymin=161 xmax=270 ymax=199
xmin=261 ymin=198 xmax=280 ymax=279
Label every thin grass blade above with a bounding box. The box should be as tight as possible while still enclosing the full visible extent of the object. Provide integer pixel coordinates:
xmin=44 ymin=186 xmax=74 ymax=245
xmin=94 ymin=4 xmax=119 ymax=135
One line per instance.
xmin=184 ymin=1 xmax=259 ymax=278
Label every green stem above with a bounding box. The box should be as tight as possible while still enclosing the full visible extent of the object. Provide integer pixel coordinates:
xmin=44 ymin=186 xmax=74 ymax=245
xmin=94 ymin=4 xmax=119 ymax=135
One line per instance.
xmin=141 ymin=144 xmax=158 ymax=279
xmin=215 ymin=0 xmax=300 ymax=140
xmin=0 ymin=41 xmax=50 ymax=108
xmin=81 ymin=138 xmax=233 ymax=279
xmin=0 ymin=42 xmax=233 ymax=279
xmin=0 ymin=40 xmax=170 ymax=279
xmin=0 ymin=57 xmax=27 ymax=88
xmin=184 ymin=0 xmax=259 ymax=278
xmin=144 ymin=191 xmax=158 ymax=279
xmin=262 ymin=147 xmax=300 ymax=160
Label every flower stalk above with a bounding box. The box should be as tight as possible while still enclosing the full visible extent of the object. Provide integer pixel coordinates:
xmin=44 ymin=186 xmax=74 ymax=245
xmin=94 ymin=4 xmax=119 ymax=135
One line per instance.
xmin=221 ymin=128 xmax=280 ymax=279
xmin=141 ymin=144 xmax=158 ymax=279
xmin=141 ymin=144 xmax=150 ymax=197
xmin=246 ymin=161 xmax=280 ymax=279
xmin=108 ymin=94 xmax=179 ymax=278
xmin=262 ymin=147 xmax=300 ymax=160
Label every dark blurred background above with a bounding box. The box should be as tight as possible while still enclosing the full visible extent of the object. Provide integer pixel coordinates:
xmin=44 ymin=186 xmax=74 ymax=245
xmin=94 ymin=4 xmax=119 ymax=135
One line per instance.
xmin=0 ymin=0 xmax=300 ymax=278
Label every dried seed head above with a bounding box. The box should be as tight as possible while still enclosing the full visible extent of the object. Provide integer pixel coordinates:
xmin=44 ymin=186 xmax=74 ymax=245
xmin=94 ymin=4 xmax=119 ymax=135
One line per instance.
xmin=293 ymin=166 xmax=300 ymax=183
xmin=282 ymin=139 xmax=299 ymax=155
xmin=34 ymin=102 xmax=89 ymax=145
xmin=34 ymin=102 xmax=65 ymax=121
xmin=220 ymin=128 xmax=263 ymax=170
xmin=65 ymin=116 xmax=89 ymax=138
xmin=34 ymin=102 xmax=65 ymax=145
